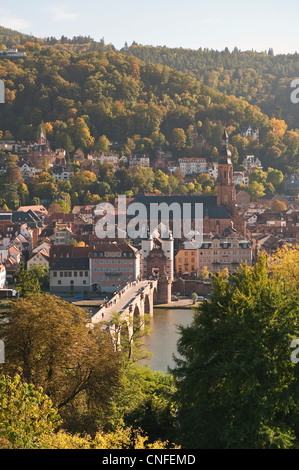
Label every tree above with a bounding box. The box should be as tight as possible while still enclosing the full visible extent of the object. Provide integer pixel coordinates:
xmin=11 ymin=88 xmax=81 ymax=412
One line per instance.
xmin=112 ymin=365 xmax=178 ymax=444
xmin=267 ymin=169 xmax=284 ymax=188
xmin=94 ymin=135 xmax=110 ymax=152
xmin=15 ymin=262 xmax=40 ymax=297
xmin=40 ymin=426 xmax=179 ymax=449
xmin=171 ymin=128 xmax=186 ymax=151
xmin=0 ymin=294 xmax=121 ymax=434
xmin=71 ymin=117 xmax=94 ymax=150
xmin=199 ymin=266 xmax=210 ymax=279
xmin=268 ymin=246 xmax=299 ymax=289
xmin=248 ymin=181 xmax=265 ymax=201
xmin=270 ymin=118 xmax=288 ymax=138
xmin=49 ymin=198 xmax=70 ymax=214
xmin=154 ymin=170 xmax=169 ymax=194
xmin=271 ymin=200 xmax=287 ymax=213
xmin=172 ymin=256 xmax=299 ymax=449
xmin=249 ymin=169 xmax=267 ymax=184
xmin=0 ymin=374 xmax=61 ymax=449
xmin=133 ymin=167 xmax=155 ymax=194
xmin=29 ymin=264 xmax=49 ymax=291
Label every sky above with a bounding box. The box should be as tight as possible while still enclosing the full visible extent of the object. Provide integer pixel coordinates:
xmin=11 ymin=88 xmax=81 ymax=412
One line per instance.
xmin=0 ymin=0 xmax=298 ymax=54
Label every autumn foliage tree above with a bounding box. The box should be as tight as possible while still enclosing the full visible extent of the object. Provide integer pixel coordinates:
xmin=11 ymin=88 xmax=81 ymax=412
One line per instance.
xmin=0 ymin=294 xmax=121 ymax=434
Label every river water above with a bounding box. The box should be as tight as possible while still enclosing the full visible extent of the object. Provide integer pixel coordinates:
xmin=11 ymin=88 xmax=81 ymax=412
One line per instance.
xmin=142 ymin=308 xmax=195 ymax=374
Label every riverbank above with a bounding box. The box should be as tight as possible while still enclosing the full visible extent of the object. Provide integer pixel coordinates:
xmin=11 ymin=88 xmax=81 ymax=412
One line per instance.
xmin=154 ymin=299 xmax=194 ymax=309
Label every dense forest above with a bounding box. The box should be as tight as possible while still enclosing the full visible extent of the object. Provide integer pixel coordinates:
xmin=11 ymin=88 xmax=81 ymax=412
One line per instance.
xmin=2 ymin=25 xmax=299 ymax=128
xmin=121 ymin=43 xmax=299 ymax=129
xmin=0 ymin=26 xmax=298 ymax=175
xmin=0 ymin=42 xmax=298 ymax=174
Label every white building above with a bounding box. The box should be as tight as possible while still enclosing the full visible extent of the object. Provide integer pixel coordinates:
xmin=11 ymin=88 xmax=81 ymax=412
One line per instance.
xmin=178 ymin=158 xmax=207 ymax=176
xmin=27 ymin=250 xmax=50 ymax=270
xmin=207 ymin=162 xmax=218 ymax=179
xmin=52 ymin=165 xmax=74 ymax=181
xmin=233 ymin=171 xmax=249 ymax=186
xmin=0 ymin=264 xmax=6 ymax=289
xmin=128 ymin=155 xmax=150 ymax=168
xmin=19 ymin=162 xmax=38 ymax=178
xmin=242 ymin=155 xmax=263 ymax=171
xmin=98 ymin=152 xmax=119 ymax=166
xmin=50 ymin=258 xmax=90 ymax=294
xmin=242 ymin=126 xmax=259 ymax=140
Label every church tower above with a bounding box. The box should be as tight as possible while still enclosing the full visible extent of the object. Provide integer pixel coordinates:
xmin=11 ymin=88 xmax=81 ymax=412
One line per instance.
xmin=217 ymin=129 xmax=236 ymax=215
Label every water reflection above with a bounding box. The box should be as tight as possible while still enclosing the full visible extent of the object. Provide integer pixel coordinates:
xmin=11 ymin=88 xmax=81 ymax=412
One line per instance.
xmin=143 ymin=308 xmax=194 ymax=373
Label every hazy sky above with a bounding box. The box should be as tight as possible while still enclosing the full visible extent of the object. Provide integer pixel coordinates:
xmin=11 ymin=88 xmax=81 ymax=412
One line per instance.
xmin=0 ymin=0 xmax=298 ymax=54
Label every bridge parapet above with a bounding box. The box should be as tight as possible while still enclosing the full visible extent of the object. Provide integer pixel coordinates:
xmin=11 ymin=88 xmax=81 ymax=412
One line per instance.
xmin=91 ymin=279 xmax=157 ymax=325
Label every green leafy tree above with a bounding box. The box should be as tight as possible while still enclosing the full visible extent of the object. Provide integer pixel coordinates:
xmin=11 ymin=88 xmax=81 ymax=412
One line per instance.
xmin=15 ymin=262 xmax=40 ymax=297
xmin=248 ymin=181 xmax=266 ymax=201
xmin=0 ymin=374 xmax=61 ymax=449
xmin=172 ymin=256 xmax=299 ymax=449
xmin=29 ymin=264 xmax=49 ymax=291
xmin=113 ymin=365 xmax=178 ymax=444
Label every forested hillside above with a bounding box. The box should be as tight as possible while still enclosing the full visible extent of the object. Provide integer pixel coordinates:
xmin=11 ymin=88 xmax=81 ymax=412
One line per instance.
xmin=122 ymin=44 xmax=299 ymax=130
xmin=0 ymin=29 xmax=298 ymax=175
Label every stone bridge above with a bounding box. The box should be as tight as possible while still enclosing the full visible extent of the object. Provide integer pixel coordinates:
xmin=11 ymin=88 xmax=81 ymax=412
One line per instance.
xmin=89 ymin=279 xmax=158 ymax=347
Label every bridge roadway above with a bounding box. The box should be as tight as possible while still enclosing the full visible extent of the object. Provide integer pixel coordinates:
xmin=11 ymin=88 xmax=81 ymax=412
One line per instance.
xmin=90 ymin=279 xmax=157 ymax=326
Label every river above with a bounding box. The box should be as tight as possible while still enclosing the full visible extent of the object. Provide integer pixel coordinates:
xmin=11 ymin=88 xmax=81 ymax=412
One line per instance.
xmin=142 ymin=308 xmax=195 ymax=374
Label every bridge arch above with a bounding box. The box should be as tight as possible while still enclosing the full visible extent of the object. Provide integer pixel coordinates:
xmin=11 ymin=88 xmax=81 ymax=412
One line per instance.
xmin=133 ymin=304 xmax=140 ymax=319
xmin=153 ymin=286 xmax=158 ymax=304
xmin=91 ymin=282 xmax=102 ymax=293
xmin=144 ymin=294 xmax=150 ymax=314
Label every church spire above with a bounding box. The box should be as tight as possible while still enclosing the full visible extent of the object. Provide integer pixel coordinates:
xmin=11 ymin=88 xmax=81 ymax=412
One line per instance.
xmin=219 ymin=127 xmax=232 ymax=163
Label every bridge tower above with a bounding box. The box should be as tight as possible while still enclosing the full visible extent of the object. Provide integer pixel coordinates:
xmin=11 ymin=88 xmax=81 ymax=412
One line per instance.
xmin=157 ymin=268 xmax=172 ymax=304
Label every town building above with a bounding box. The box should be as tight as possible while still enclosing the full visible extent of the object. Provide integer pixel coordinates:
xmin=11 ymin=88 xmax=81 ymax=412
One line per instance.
xmin=128 ymin=154 xmax=150 ymax=167
xmin=178 ymin=158 xmax=207 ymax=176
xmin=0 ymin=48 xmax=27 ymax=58
xmin=242 ymin=155 xmax=263 ymax=171
xmin=97 ymin=152 xmax=120 ymax=166
xmin=0 ymin=263 xmax=6 ymax=289
xmin=89 ymin=241 xmax=140 ymax=294
xmin=175 ymin=227 xmax=252 ymax=277
xmin=27 ymin=249 xmax=50 ymax=270
xmin=284 ymin=174 xmax=299 ymax=195
xmin=241 ymin=126 xmax=259 ymax=140
xmin=141 ymin=233 xmax=174 ymax=281
xmin=50 ymin=258 xmax=90 ymax=295
xmin=27 ymin=127 xmax=66 ymax=168
xmin=233 ymin=171 xmax=249 ymax=186
xmin=52 ymin=165 xmax=74 ymax=181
